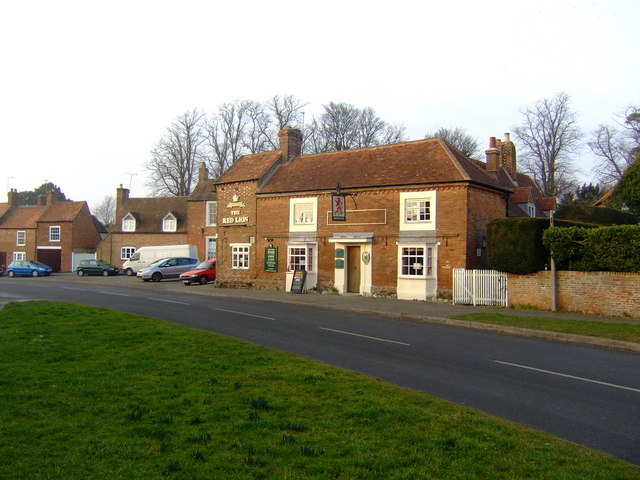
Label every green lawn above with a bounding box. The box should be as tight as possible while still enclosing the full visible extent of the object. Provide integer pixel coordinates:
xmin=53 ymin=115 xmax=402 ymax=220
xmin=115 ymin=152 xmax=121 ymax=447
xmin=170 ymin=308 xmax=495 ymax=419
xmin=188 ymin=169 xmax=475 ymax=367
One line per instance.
xmin=449 ymin=312 xmax=640 ymax=344
xmin=1 ymin=301 xmax=638 ymax=480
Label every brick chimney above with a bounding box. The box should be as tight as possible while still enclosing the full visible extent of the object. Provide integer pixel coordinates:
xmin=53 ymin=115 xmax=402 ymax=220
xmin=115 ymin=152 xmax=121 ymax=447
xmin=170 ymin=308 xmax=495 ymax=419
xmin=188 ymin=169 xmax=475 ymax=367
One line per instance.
xmin=278 ymin=126 xmax=303 ymax=165
xmin=485 ymin=137 xmax=500 ymax=173
xmin=198 ymin=162 xmax=208 ymax=184
xmin=46 ymin=190 xmax=58 ymax=206
xmin=37 ymin=195 xmax=46 ymax=206
xmin=500 ymin=132 xmax=517 ymax=177
xmin=116 ymin=184 xmax=130 ymax=220
xmin=7 ymin=188 xmax=19 ymax=207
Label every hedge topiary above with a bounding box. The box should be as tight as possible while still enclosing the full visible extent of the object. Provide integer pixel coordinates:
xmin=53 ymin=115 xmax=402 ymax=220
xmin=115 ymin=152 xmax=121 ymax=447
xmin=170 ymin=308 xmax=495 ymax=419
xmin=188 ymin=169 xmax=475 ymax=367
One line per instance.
xmin=554 ymin=205 xmax=637 ymax=226
xmin=543 ymin=225 xmax=640 ymax=272
xmin=487 ymin=218 xmax=550 ymax=273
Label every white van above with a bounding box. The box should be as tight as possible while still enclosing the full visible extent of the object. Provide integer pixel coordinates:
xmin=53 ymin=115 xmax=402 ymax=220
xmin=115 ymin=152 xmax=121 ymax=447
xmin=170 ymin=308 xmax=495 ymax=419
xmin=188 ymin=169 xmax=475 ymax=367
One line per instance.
xmin=122 ymin=244 xmax=198 ymax=276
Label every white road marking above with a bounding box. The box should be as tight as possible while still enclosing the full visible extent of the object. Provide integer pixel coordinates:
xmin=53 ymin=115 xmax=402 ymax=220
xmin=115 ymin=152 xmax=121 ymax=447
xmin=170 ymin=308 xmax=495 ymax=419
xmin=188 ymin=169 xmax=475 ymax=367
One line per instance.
xmin=215 ymin=308 xmax=275 ymax=321
xmin=319 ymin=327 xmax=410 ymax=346
xmin=148 ymin=297 xmax=190 ymax=305
xmin=493 ymin=360 xmax=640 ymax=394
xmin=61 ymin=287 xmax=87 ymax=291
xmin=99 ymin=291 xmax=130 ymax=297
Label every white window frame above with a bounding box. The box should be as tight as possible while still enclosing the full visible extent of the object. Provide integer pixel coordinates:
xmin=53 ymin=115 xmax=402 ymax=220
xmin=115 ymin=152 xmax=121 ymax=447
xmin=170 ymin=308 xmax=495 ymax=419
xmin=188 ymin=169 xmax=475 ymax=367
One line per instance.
xmin=16 ymin=231 xmax=26 ymax=246
xmin=120 ymin=246 xmax=136 ymax=260
xmin=206 ymin=236 xmax=217 ymax=259
xmin=231 ymin=243 xmax=250 ymax=270
xmin=287 ymin=245 xmax=314 ymax=272
xmin=49 ymin=226 xmax=61 ymax=242
xmin=405 ymin=199 xmax=431 ymax=223
xmin=162 ymin=213 xmax=177 ymax=232
xmin=206 ymin=201 xmax=217 ymax=226
xmin=527 ymin=203 xmax=535 ymax=217
xmin=399 ymin=245 xmax=433 ymax=279
xmin=122 ymin=213 xmax=136 ymax=232
xmin=289 ymin=197 xmax=317 ymax=232
xmin=13 ymin=252 xmax=26 ymax=261
xmin=400 ymin=191 xmax=436 ymax=231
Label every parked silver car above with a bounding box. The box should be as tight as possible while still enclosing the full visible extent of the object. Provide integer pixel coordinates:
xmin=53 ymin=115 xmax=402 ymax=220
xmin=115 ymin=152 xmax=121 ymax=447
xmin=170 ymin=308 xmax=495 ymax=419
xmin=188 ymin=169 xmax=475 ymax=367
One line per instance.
xmin=137 ymin=257 xmax=199 ymax=282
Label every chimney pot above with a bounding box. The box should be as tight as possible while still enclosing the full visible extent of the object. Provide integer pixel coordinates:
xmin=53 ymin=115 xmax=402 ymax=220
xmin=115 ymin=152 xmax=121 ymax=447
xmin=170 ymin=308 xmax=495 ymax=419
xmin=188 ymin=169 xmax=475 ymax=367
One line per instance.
xmin=489 ymin=137 xmax=497 ymax=148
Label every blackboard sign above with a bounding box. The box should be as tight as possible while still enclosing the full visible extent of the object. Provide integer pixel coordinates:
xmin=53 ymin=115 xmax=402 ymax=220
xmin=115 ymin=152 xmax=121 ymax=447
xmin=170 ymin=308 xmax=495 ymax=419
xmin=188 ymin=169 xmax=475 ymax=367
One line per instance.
xmin=264 ymin=246 xmax=278 ymax=272
xmin=290 ymin=269 xmax=307 ymax=294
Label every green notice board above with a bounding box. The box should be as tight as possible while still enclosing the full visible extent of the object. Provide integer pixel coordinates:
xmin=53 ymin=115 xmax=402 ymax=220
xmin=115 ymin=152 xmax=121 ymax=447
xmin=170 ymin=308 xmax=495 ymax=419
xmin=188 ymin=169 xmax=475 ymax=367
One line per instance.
xmin=265 ymin=246 xmax=278 ymax=272
xmin=290 ymin=269 xmax=307 ymax=294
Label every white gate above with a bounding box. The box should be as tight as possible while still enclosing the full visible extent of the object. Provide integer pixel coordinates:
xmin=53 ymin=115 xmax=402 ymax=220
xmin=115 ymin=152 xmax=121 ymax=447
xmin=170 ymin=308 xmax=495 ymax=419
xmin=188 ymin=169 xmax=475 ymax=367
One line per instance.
xmin=453 ymin=269 xmax=507 ymax=307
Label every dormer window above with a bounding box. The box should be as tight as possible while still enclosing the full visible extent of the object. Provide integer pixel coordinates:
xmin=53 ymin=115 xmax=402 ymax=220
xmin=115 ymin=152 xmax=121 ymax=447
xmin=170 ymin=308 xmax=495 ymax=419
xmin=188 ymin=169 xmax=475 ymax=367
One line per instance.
xmin=163 ymin=213 xmax=177 ymax=232
xmin=122 ymin=213 xmax=136 ymax=232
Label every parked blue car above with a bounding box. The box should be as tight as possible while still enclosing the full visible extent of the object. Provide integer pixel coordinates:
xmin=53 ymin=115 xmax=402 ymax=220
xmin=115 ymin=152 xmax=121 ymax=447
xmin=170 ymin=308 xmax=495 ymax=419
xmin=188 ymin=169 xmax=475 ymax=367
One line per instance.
xmin=7 ymin=260 xmax=53 ymax=277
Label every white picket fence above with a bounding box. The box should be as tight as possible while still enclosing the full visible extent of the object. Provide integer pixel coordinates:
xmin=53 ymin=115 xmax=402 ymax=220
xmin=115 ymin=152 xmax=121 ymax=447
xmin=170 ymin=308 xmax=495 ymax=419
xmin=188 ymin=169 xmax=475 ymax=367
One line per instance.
xmin=452 ymin=269 xmax=508 ymax=307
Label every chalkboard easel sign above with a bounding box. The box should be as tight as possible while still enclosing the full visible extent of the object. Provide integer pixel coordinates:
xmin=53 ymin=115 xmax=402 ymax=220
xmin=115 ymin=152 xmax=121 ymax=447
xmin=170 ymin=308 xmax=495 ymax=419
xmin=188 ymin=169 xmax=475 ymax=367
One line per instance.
xmin=290 ymin=269 xmax=307 ymax=294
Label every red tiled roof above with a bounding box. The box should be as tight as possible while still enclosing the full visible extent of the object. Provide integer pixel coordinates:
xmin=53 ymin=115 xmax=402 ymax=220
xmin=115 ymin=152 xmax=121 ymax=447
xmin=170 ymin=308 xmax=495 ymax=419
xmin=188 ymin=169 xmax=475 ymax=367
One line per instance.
xmin=259 ymin=139 xmax=508 ymax=194
xmin=38 ymin=201 xmax=86 ymax=222
xmin=113 ymin=196 xmax=189 ymax=233
xmin=189 ymin=178 xmax=217 ymax=202
xmin=0 ymin=205 xmax=47 ymax=228
xmin=510 ymin=187 xmax=533 ymax=204
xmin=537 ymin=197 xmax=557 ymax=211
xmin=217 ymin=152 xmax=281 ymax=184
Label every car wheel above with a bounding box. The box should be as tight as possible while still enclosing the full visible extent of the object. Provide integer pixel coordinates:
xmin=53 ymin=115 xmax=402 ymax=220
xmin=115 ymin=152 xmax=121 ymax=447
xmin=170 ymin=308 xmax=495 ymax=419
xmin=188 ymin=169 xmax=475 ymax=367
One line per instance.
xmin=78 ymin=270 xmax=84 ymax=276
xmin=126 ymin=268 xmax=134 ymax=276
xmin=102 ymin=270 xmax=109 ymax=277
xmin=151 ymin=272 xmax=162 ymax=282
xmin=32 ymin=270 xmax=39 ymax=277
xmin=8 ymin=271 xmax=15 ymax=278
xmin=199 ymin=275 xmax=208 ymax=285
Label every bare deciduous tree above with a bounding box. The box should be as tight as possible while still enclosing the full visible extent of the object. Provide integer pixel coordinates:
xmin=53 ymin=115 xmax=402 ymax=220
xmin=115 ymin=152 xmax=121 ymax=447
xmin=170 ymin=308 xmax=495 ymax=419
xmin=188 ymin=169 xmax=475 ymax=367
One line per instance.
xmin=304 ymin=102 xmax=407 ymax=154
xmin=267 ymin=94 xmax=308 ymax=130
xmin=205 ymin=101 xmax=252 ymax=179
xmin=588 ymin=105 xmax=640 ymax=186
xmin=425 ymin=127 xmax=482 ymax=158
xmin=588 ymin=124 xmax=631 ymax=186
xmin=146 ymin=109 xmax=207 ymax=196
xmin=92 ymin=195 xmax=116 ymax=228
xmin=513 ymin=92 xmax=582 ymax=197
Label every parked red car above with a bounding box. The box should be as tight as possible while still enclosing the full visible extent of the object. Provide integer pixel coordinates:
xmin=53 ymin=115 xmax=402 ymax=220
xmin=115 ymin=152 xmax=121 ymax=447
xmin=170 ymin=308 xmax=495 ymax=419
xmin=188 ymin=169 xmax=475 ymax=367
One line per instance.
xmin=179 ymin=259 xmax=216 ymax=285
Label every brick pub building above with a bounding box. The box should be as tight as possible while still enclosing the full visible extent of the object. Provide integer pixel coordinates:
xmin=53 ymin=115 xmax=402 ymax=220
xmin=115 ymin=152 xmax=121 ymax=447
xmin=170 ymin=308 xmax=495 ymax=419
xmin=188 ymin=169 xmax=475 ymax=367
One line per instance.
xmin=214 ymin=127 xmax=553 ymax=300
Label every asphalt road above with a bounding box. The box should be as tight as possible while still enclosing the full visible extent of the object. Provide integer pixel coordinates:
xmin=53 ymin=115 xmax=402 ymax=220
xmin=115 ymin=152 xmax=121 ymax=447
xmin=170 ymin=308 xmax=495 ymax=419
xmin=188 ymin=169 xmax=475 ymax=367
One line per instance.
xmin=1 ymin=275 xmax=639 ymax=465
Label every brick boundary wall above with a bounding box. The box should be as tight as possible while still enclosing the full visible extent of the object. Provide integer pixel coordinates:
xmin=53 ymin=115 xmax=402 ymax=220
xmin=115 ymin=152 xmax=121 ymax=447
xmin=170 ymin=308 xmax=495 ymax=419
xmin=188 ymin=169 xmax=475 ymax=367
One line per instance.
xmin=508 ymin=271 xmax=640 ymax=318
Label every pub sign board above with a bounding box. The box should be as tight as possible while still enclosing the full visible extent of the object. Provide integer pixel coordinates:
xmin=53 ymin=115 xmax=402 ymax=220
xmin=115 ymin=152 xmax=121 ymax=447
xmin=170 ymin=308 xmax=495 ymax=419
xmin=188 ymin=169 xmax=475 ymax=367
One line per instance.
xmin=264 ymin=246 xmax=278 ymax=272
xmin=290 ymin=269 xmax=307 ymax=294
xmin=332 ymin=194 xmax=346 ymax=221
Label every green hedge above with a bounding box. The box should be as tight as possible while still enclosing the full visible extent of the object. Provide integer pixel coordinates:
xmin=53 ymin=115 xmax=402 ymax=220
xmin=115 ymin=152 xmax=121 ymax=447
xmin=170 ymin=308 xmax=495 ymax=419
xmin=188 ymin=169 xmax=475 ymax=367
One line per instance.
xmin=554 ymin=205 xmax=637 ymax=226
xmin=543 ymin=225 xmax=640 ymax=272
xmin=487 ymin=217 xmax=592 ymax=274
xmin=487 ymin=218 xmax=550 ymax=273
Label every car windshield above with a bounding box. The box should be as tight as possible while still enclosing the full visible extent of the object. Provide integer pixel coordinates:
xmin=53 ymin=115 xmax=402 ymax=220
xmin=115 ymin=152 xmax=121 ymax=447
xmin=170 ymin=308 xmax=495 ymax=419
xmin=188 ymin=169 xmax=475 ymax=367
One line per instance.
xmin=195 ymin=261 xmax=213 ymax=269
xmin=148 ymin=258 xmax=170 ymax=267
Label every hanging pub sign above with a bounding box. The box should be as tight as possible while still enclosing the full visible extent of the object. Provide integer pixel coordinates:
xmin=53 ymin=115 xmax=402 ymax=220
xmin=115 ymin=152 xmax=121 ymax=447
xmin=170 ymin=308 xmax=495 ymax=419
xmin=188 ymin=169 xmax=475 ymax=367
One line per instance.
xmin=332 ymin=194 xmax=346 ymax=221
xmin=264 ymin=245 xmax=278 ymax=272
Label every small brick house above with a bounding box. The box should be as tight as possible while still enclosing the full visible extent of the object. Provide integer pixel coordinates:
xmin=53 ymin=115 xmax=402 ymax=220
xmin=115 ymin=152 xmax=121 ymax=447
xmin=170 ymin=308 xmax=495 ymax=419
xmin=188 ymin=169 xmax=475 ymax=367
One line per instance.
xmin=96 ymin=185 xmax=191 ymax=269
xmin=214 ymin=127 xmax=554 ymax=299
xmin=0 ymin=190 xmax=102 ymax=272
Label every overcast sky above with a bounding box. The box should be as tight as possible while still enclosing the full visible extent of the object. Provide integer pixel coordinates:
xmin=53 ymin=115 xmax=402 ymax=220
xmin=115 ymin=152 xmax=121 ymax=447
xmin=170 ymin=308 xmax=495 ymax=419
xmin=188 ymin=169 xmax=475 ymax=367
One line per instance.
xmin=1 ymin=0 xmax=638 ymax=209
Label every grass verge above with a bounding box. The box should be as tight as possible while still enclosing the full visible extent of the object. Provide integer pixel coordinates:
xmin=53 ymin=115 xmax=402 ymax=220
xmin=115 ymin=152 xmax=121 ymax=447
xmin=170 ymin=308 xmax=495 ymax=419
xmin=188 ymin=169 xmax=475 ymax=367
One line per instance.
xmin=449 ymin=312 xmax=640 ymax=344
xmin=1 ymin=301 xmax=638 ymax=479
